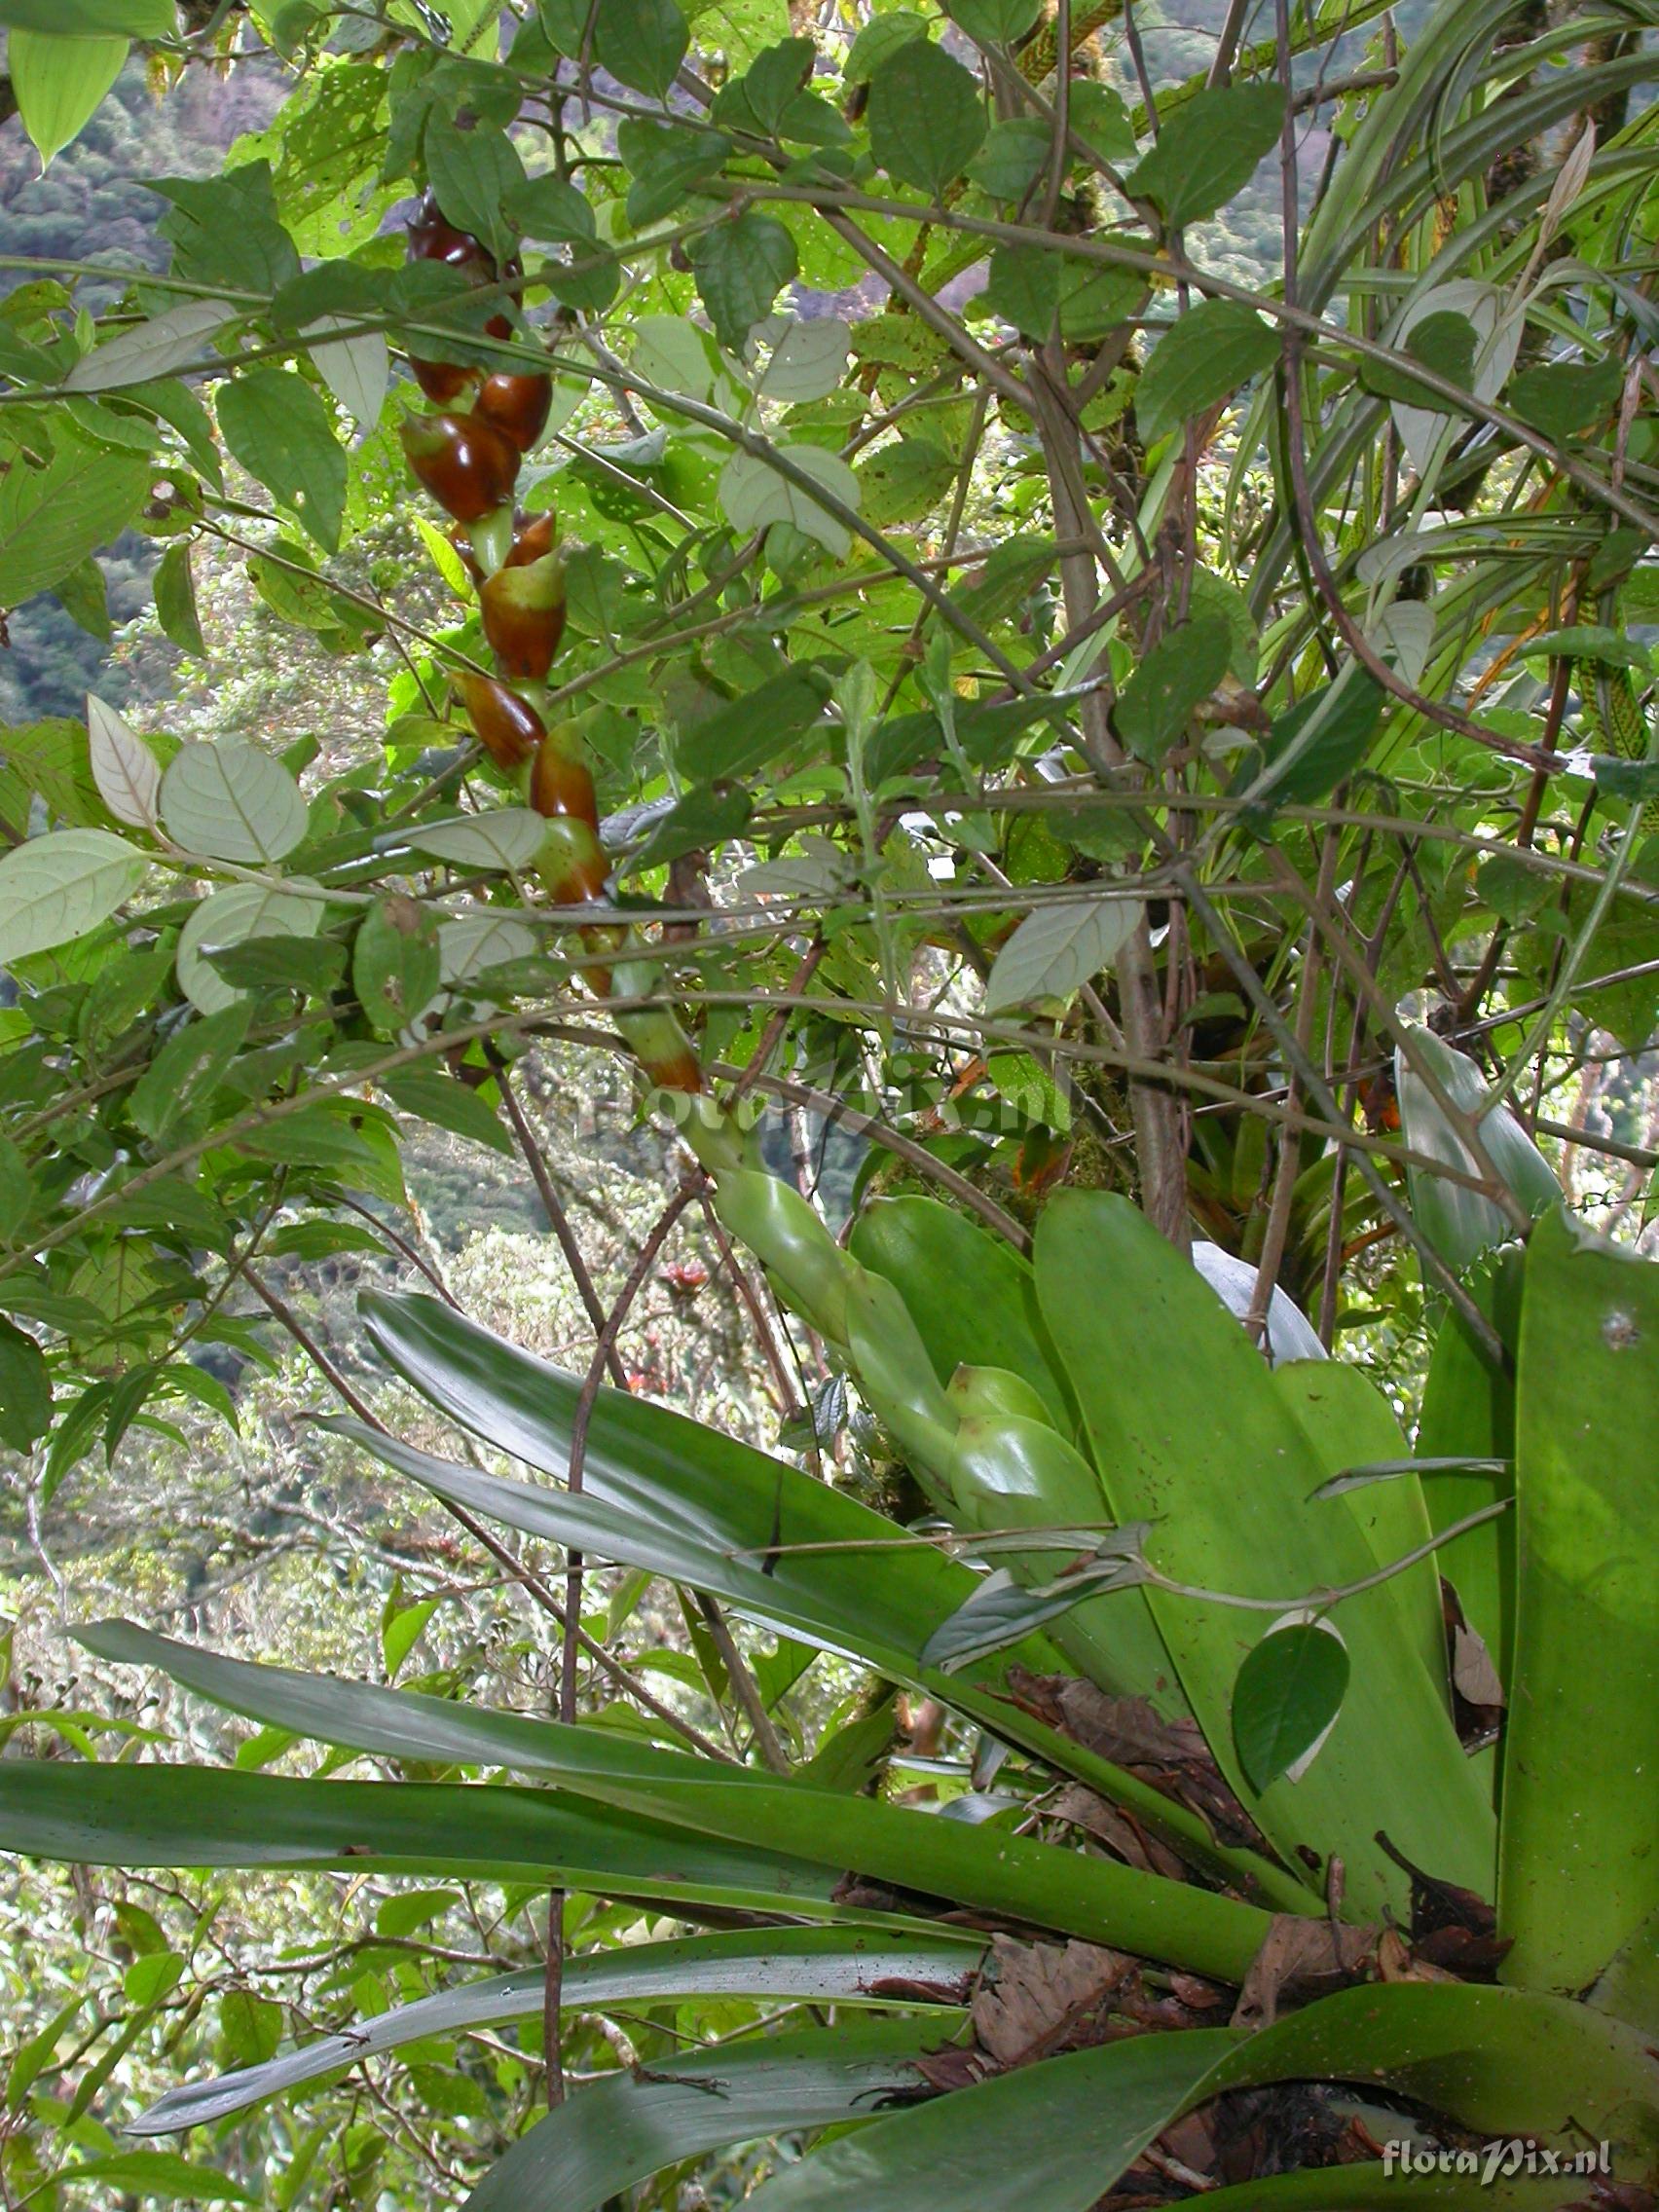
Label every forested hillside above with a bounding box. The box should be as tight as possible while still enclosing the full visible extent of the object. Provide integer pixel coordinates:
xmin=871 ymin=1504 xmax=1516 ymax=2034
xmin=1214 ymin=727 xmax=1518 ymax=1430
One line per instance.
xmin=0 ymin=52 xmax=278 ymax=722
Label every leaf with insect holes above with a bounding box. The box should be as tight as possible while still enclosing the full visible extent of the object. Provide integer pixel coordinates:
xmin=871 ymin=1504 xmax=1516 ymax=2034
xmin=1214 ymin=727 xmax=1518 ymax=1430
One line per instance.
xmin=87 ymin=695 xmax=161 ymax=830
xmin=215 ymin=369 xmax=347 ymax=554
xmin=1232 ymin=1617 xmax=1348 ymax=1792
xmin=689 ymin=215 xmax=799 ymax=353
xmin=353 ymin=898 xmax=441 ymax=1038
xmin=983 ymin=896 xmax=1141 ymax=1014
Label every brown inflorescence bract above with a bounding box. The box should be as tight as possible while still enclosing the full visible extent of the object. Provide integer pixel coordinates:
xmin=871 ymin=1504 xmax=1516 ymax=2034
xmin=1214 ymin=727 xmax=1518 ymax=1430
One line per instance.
xmin=475 ymin=371 xmax=554 ymax=455
xmin=457 ymin=674 xmax=546 ymax=773
xmin=400 ymin=412 xmax=522 ymax=526
xmin=480 ymin=552 xmax=566 ymax=680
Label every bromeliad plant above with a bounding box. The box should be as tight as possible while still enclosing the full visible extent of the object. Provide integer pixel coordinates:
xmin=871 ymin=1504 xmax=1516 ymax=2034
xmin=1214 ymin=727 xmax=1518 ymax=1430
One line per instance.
xmin=3 ymin=1180 xmax=1653 ymax=2208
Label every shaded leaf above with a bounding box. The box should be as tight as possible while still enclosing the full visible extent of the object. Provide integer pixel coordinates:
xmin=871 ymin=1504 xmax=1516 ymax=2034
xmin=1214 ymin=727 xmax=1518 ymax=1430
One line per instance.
xmin=1135 ymin=301 xmax=1279 ymax=446
xmin=1232 ymin=1620 xmax=1349 ymax=1792
xmin=866 ymin=40 xmax=985 ymax=198
xmin=983 ymin=896 xmax=1141 ymax=1013
xmin=1124 ymin=83 xmax=1284 ymax=228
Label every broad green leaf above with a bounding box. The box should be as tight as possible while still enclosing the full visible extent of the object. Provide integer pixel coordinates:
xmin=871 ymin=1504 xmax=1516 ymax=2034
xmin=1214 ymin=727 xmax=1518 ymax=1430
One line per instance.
xmin=401 ymin=809 xmax=546 ymax=871
xmin=968 ymin=117 xmax=1048 ymax=203
xmin=755 ymin=316 xmax=851 ymax=401
xmin=175 ymin=882 xmax=323 ymax=1014
xmin=464 ymin=2023 xmax=940 ymax=2212
xmin=353 ymin=896 xmax=441 ymax=1034
xmin=843 ymin=9 xmax=926 ymax=80
xmin=133 ymin=1929 xmax=979 ymax=2134
xmin=0 ymin=1319 xmax=53 ymax=1452
xmin=1274 ymin=1360 xmax=1444 ymax=1701
xmin=855 ymin=437 xmax=958 ymax=527
xmin=216 ymin=368 xmax=348 ymax=553
xmin=688 ymin=213 xmax=798 ymax=352
xmin=1036 ymin=1192 xmax=1496 ymax=1918
xmin=981 ymin=243 xmax=1059 ymax=337
xmin=866 ymin=40 xmax=985 ymax=198
xmin=1499 ymin=1210 xmax=1659 ymax=1995
xmin=0 ymin=441 xmax=150 ymax=608
xmin=1505 ymin=357 xmax=1621 ymax=444
xmin=1124 ymin=82 xmax=1284 ymax=228
xmin=1232 ymin=1619 xmax=1349 ymax=1791
xmin=127 ymin=1002 xmax=253 ymax=1142
xmin=0 ymin=0 xmax=168 ymax=30
xmin=151 ymin=164 xmax=301 ymax=294
xmin=746 ymin=1980 xmax=1659 ymax=2212
xmin=1383 ymin=280 xmax=1520 ymax=475
xmin=1114 ymin=615 xmax=1231 ymax=763
xmin=850 ymin=1194 xmax=1070 ymax=1425
xmin=1135 ymin=301 xmax=1280 ymax=446
xmin=592 ymin=0 xmax=688 ymax=97
xmin=1592 ymin=1902 xmax=1659 ymax=2040
xmin=719 ymin=445 xmax=859 ymax=557
xmin=623 ymin=785 xmax=752 ymax=873
xmin=1416 ymin=1251 xmax=1522 ymax=1680
xmin=0 ymin=828 xmax=147 ymax=965
xmin=378 ymin=1068 xmax=511 ymax=1155
xmin=1242 ymin=670 xmax=1383 ymax=812
xmin=0 ymin=1757 xmax=841 ymax=1916
xmin=982 ymin=895 xmax=1141 ymax=1014
xmin=1394 ymin=1026 xmax=1561 ymax=1282
xmin=8 ymin=28 xmax=127 ymax=166
xmin=1359 ymin=309 xmax=1478 ymax=408
xmin=424 ymin=114 xmax=526 ymax=264
xmin=675 ymin=666 xmax=830 ymax=781
xmin=742 ymin=2031 xmax=1242 ymax=2212
xmin=86 ymin=695 xmax=161 ymax=830
xmin=945 ymin=0 xmax=1039 ymax=43
xmin=51 ymin=2151 xmax=255 ymax=2204
xmin=159 ymin=741 xmax=308 ymax=865
xmin=154 ymin=542 xmax=207 ymax=655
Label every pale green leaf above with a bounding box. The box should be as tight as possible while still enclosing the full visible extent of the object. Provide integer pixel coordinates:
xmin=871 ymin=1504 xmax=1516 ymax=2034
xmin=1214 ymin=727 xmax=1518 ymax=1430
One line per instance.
xmin=0 ymin=828 xmax=148 ymax=965
xmin=175 ymin=882 xmax=323 ymax=1014
xmin=86 ymin=694 xmax=161 ymax=830
xmin=159 ymin=742 xmax=309 ymax=865
xmin=9 ymin=29 xmax=128 ymax=166
xmin=719 ymin=445 xmax=858 ymax=557
xmin=982 ymin=896 xmax=1141 ymax=1013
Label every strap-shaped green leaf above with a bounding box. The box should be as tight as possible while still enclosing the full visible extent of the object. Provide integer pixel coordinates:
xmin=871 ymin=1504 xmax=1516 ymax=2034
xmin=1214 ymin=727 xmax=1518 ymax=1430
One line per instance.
xmin=1035 ymin=1192 xmax=1495 ymax=1919
xmin=462 ymin=2021 xmax=940 ymax=2212
xmin=131 ymin=1927 xmax=979 ymax=2135
xmin=356 ymin=1289 xmax=1310 ymax=1908
xmin=1500 ymin=1209 xmax=1659 ymax=1993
